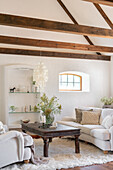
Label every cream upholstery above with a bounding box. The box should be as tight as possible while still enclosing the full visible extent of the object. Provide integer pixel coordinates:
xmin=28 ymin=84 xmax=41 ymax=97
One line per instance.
xmin=57 ymin=107 xmax=113 ymax=152
xmin=62 ymin=116 xmax=76 ymax=122
xmin=101 ymin=109 xmax=113 ymax=121
xmin=101 ymin=115 xmax=113 ymax=129
xmin=23 ymin=133 xmax=34 ymax=147
xmin=80 ymin=125 xmax=104 ymax=135
xmin=90 ymin=129 xmax=110 ymax=141
xmin=80 ymin=133 xmax=111 ymax=151
xmin=0 ymin=130 xmax=33 ymax=168
xmin=57 ymin=120 xmax=83 ymax=128
xmin=109 ymin=126 xmax=113 ymax=150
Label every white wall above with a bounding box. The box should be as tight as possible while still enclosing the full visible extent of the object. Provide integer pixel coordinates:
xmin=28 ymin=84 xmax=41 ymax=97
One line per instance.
xmin=110 ymin=56 xmax=113 ymax=96
xmin=0 ymin=54 xmax=110 ymax=123
xmin=0 ymin=0 xmax=112 ymax=125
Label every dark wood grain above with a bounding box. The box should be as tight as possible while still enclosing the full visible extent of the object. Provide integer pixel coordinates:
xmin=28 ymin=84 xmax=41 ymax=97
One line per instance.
xmin=0 ymin=35 xmax=113 ymax=53
xmin=0 ymin=47 xmax=110 ymax=61
xmin=83 ymin=0 xmax=113 ymax=7
xmin=22 ymin=123 xmax=80 ymax=157
xmin=22 ymin=123 xmax=80 ymax=137
xmin=43 ymin=138 xmax=49 ymax=157
xmin=75 ymin=136 xmax=80 ymax=153
xmin=0 ymin=13 xmax=113 ymax=38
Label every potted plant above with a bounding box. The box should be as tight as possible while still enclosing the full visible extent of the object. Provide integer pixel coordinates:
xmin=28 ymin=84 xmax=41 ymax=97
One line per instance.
xmin=10 ymin=106 xmax=16 ymax=112
xmin=101 ymin=97 xmax=113 ymax=108
xmin=37 ymin=93 xmax=62 ymax=125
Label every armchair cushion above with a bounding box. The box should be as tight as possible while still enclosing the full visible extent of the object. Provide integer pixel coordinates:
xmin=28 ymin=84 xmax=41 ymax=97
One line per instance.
xmin=0 ymin=131 xmax=24 ymax=160
xmin=0 ymin=121 xmax=6 ymax=134
xmin=22 ymin=132 xmax=33 ymax=147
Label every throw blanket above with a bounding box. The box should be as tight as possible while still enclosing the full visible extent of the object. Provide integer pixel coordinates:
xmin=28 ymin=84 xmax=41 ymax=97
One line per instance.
xmin=22 ymin=132 xmax=48 ymax=165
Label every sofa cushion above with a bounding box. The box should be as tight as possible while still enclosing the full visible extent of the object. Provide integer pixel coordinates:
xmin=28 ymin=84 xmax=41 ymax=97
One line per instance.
xmin=101 ymin=109 xmax=113 ymax=121
xmin=57 ymin=121 xmax=104 ymax=136
xmin=57 ymin=121 xmax=83 ymax=128
xmin=90 ymin=129 xmax=110 ymax=141
xmin=75 ymin=108 xmax=93 ymax=123
xmin=62 ymin=117 xmax=76 ymax=122
xmin=101 ymin=115 xmax=113 ymax=129
xmin=80 ymin=124 xmax=104 ymax=135
xmin=81 ymin=111 xmax=100 ymax=125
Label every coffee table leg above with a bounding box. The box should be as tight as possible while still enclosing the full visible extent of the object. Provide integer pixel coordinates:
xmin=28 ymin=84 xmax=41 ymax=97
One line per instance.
xmin=49 ymin=137 xmax=52 ymax=143
xmin=75 ymin=135 xmax=80 ymax=153
xmin=22 ymin=129 xmax=26 ymax=133
xmin=43 ymin=138 xmax=49 ymax=157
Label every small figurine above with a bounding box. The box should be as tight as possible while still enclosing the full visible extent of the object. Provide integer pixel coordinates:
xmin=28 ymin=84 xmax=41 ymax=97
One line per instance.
xmin=10 ymin=87 xmax=16 ymax=93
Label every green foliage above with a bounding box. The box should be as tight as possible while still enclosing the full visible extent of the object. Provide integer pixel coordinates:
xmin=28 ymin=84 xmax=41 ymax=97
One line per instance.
xmin=33 ymin=81 xmax=36 ymax=85
xmin=37 ymin=93 xmax=62 ymax=116
xmin=34 ymin=105 xmax=38 ymax=112
xmin=101 ymin=97 xmax=113 ymax=105
xmin=10 ymin=106 xmax=16 ymax=112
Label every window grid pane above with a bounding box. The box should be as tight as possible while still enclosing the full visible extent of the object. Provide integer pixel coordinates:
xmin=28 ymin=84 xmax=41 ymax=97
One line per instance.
xmin=59 ymin=74 xmax=82 ymax=91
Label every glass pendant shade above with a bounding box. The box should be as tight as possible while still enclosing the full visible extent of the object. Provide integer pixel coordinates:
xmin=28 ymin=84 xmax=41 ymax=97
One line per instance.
xmin=33 ymin=62 xmax=48 ymax=91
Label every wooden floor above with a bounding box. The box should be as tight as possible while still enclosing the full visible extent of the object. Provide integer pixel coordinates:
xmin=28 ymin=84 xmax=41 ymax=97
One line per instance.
xmin=61 ymin=161 xmax=113 ymax=170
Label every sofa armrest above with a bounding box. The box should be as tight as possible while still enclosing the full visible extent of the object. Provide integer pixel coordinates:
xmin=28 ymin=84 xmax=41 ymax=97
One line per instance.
xmin=109 ymin=126 xmax=113 ymax=150
xmin=0 ymin=131 xmax=24 ymax=160
xmin=62 ymin=116 xmax=76 ymax=122
xmin=3 ymin=125 xmax=8 ymax=132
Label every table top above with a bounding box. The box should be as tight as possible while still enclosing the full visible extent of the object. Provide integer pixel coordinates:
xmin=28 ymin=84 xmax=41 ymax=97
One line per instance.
xmin=22 ymin=122 xmax=79 ymax=132
xmin=22 ymin=122 xmax=80 ymax=138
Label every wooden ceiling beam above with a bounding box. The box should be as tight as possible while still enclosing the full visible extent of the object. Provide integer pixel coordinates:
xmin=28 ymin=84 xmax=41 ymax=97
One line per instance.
xmin=0 ymin=13 xmax=113 ymax=38
xmin=0 ymin=35 xmax=113 ymax=53
xmin=83 ymin=0 xmax=113 ymax=7
xmin=57 ymin=0 xmax=93 ymax=45
xmin=57 ymin=0 xmax=101 ymax=55
xmin=94 ymin=3 xmax=113 ymax=29
xmin=0 ymin=47 xmax=110 ymax=61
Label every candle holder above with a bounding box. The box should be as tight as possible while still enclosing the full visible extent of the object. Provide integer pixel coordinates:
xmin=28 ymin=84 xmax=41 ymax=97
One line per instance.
xmin=38 ymin=123 xmax=52 ymax=129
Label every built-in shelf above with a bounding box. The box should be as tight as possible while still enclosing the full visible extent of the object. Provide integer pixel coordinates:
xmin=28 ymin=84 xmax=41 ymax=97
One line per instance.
xmin=7 ymin=65 xmax=40 ymax=127
xmin=9 ymin=111 xmax=40 ymax=114
xmin=9 ymin=92 xmax=40 ymax=94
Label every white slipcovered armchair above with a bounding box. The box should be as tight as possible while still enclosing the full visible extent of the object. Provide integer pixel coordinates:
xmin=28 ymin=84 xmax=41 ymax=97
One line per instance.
xmin=0 ymin=129 xmax=33 ymax=168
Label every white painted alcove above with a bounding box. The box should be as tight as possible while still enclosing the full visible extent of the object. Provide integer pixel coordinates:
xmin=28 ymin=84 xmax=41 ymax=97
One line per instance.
xmin=2 ymin=64 xmax=40 ymax=128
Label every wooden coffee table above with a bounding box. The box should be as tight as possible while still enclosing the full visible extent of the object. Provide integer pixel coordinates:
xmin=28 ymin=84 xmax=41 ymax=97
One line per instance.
xmin=22 ymin=123 xmax=80 ymax=157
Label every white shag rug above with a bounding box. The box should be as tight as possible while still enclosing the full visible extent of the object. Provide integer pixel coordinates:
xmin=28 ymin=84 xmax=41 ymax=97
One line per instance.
xmin=2 ymin=138 xmax=113 ymax=170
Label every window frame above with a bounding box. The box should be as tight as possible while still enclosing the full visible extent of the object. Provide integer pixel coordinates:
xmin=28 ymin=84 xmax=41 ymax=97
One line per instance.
xmin=59 ymin=73 xmax=82 ymax=92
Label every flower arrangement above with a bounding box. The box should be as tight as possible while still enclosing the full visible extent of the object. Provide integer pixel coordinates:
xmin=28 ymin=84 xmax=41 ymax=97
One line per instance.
xmin=37 ymin=93 xmax=62 ymax=124
xmin=101 ymin=97 xmax=113 ymax=105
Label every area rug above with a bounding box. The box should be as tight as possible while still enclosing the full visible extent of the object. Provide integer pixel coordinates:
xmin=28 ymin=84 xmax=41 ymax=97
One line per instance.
xmin=2 ymin=138 xmax=113 ymax=170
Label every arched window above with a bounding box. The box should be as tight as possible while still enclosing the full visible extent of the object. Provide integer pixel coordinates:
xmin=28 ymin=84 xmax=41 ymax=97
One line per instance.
xmin=59 ymin=71 xmax=90 ymax=92
xmin=59 ymin=73 xmax=82 ymax=91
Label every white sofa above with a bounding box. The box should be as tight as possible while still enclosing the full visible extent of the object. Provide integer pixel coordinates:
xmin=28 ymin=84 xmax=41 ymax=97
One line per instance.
xmin=0 ymin=130 xmax=33 ymax=168
xmin=57 ymin=108 xmax=113 ymax=153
